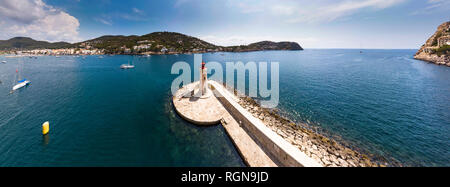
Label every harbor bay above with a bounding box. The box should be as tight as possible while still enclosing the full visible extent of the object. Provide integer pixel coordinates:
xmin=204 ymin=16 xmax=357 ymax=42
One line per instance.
xmin=0 ymin=50 xmax=448 ymax=166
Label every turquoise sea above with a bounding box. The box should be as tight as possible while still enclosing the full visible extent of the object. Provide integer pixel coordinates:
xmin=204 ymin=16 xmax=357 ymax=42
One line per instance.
xmin=0 ymin=49 xmax=449 ymax=166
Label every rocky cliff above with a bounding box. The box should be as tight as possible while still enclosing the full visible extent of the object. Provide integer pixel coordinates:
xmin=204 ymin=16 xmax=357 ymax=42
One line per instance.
xmin=414 ymin=21 xmax=450 ymax=66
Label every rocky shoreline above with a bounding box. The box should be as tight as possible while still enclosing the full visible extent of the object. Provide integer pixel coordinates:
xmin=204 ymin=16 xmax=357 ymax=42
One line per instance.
xmin=414 ymin=21 xmax=450 ymax=66
xmin=414 ymin=53 xmax=450 ymax=66
xmin=235 ymin=96 xmax=395 ymax=167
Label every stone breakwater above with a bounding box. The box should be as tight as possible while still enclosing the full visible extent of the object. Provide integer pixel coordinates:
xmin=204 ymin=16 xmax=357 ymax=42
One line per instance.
xmin=236 ymin=96 xmax=390 ymax=167
xmin=174 ymin=81 xmax=320 ymax=167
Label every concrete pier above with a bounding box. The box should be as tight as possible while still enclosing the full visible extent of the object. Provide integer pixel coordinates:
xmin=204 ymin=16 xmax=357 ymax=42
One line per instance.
xmin=172 ymin=81 xmax=322 ymax=167
xmin=173 ymin=82 xmax=222 ymax=125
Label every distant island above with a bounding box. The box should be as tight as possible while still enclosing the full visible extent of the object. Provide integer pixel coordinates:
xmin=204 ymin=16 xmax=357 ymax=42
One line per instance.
xmin=0 ymin=32 xmax=303 ymax=55
xmin=414 ymin=21 xmax=450 ymax=66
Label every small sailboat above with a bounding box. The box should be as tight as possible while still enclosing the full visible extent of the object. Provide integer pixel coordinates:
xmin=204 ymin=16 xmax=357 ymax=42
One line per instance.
xmin=11 ymin=70 xmax=31 ymax=93
xmin=10 ymin=58 xmax=31 ymax=93
xmin=12 ymin=79 xmax=31 ymax=91
xmin=120 ymin=60 xmax=135 ymax=69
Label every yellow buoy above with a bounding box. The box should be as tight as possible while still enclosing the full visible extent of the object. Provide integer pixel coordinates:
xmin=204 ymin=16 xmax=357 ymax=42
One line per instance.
xmin=42 ymin=121 xmax=49 ymax=135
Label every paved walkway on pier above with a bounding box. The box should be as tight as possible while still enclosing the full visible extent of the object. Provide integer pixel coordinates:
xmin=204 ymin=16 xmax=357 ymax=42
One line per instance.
xmin=173 ymin=81 xmax=277 ymax=167
xmin=220 ymin=113 xmax=277 ymax=166
xmin=172 ymin=83 xmax=223 ymax=125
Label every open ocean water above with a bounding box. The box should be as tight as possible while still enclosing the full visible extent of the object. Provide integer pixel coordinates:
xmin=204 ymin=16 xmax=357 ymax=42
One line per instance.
xmin=0 ymin=49 xmax=448 ymax=166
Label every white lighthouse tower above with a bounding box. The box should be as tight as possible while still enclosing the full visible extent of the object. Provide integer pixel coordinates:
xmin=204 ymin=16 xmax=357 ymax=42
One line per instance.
xmin=199 ymin=61 xmax=208 ymax=96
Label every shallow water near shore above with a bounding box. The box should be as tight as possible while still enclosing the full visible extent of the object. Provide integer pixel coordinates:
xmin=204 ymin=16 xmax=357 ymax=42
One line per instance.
xmin=0 ymin=50 xmax=449 ymax=166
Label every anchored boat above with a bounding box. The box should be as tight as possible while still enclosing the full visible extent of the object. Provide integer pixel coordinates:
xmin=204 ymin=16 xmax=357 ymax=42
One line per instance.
xmin=120 ymin=60 xmax=135 ymax=69
xmin=12 ymin=79 xmax=31 ymax=91
xmin=120 ymin=64 xmax=135 ymax=69
xmin=10 ymin=58 xmax=31 ymax=93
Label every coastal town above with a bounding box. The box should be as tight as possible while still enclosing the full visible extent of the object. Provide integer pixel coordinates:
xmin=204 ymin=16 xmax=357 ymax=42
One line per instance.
xmin=0 ymin=44 xmax=217 ymax=56
xmin=1 ymin=48 xmax=104 ymax=56
xmin=0 ymin=43 xmax=223 ymax=56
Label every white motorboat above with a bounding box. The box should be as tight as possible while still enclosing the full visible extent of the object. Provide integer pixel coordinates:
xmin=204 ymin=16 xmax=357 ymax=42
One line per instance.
xmin=120 ymin=64 xmax=135 ymax=69
xmin=121 ymin=59 xmax=135 ymax=69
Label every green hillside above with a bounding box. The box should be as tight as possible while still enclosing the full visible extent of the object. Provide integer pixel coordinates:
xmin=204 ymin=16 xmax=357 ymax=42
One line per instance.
xmin=0 ymin=37 xmax=73 ymax=50
xmin=0 ymin=32 xmax=303 ymax=54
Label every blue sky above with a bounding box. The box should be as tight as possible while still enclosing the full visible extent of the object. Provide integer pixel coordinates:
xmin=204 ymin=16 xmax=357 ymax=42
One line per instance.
xmin=0 ymin=0 xmax=449 ymax=49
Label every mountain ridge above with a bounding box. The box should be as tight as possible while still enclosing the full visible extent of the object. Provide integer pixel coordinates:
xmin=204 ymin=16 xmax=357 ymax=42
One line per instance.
xmin=0 ymin=32 xmax=303 ymax=54
xmin=0 ymin=37 xmax=72 ymax=50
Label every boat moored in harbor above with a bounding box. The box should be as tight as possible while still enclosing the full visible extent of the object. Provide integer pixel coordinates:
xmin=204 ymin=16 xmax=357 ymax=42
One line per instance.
xmin=10 ymin=58 xmax=31 ymax=93
xmin=12 ymin=79 xmax=31 ymax=91
xmin=120 ymin=59 xmax=135 ymax=69
xmin=120 ymin=64 xmax=135 ymax=69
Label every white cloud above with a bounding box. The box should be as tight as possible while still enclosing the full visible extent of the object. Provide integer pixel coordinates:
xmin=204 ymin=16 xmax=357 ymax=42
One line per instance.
xmin=96 ymin=8 xmax=149 ymax=24
xmin=94 ymin=17 xmax=113 ymax=25
xmin=132 ymin=8 xmax=144 ymax=15
xmin=229 ymin=0 xmax=406 ymax=23
xmin=295 ymin=0 xmax=406 ymax=23
xmin=0 ymin=0 xmax=81 ymax=42
xmin=270 ymin=5 xmax=296 ymax=16
xmin=174 ymin=0 xmax=190 ymax=7
xmin=427 ymin=0 xmax=450 ymax=7
xmin=119 ymin=13 xmax=149 ymax=21
xmin=410 ymin=0 xmax=450 ymax=15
